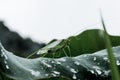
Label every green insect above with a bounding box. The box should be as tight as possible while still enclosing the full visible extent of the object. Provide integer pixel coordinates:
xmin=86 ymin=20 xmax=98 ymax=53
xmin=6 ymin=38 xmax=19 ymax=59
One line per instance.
xmin=27 ymin=39 xmax=71 ymax=58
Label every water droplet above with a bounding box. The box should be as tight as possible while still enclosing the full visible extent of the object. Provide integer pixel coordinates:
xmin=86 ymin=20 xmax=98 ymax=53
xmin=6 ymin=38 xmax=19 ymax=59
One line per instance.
xmin=116 ymin=60 xmax=120 ymax=65
xmin=93 ymin=66 xmax=102 ymax=75
xmin=70 ymin=68 xmax=77 ymax=73
xmin=1 ymin=49 xmax=8 ymax=60
xmin=93 ymin=57 xmax=97 ymax=61
xmin=96 ymin=69 xmax=102 ymax=75
xmin=72 ymin=74 xmax=77 ymax=79
xmin=89 ymin=70 xmax=94 ymax=74
xmin=52 ymin=71 xmax=60 ymax=75
xmin=103 ymin=57 xmax=108 ymax=60
xmin=51 ymin=73 xmax=57 ymax=77
xmin=74 ymin=61 xmax=80 ymax=65
xmin=6 ymin=65 xmax=9 ymax=69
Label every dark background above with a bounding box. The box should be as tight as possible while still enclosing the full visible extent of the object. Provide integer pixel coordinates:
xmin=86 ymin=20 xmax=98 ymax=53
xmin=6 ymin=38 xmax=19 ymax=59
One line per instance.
xmin=0 ymin=21 xmax=46 ymax=58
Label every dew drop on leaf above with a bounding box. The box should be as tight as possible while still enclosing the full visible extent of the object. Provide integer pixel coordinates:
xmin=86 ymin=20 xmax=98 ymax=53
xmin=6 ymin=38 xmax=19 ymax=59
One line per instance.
xmin=52 ymin=71 xmax=60 ymax=75
xmin=93 ymin=57 xmax=97 ymax=61
xmin=6 ymin=65 xmax=9 ymax=69
xmin=116 ymin=60 xmax=120 ymax=65
xmin=74 ymin=61 xmax=80 ymax=65
xmin=70 ymin=68 xmax=77 ymax=73
xmin=72 ymin=74 xmax=77 ymax=79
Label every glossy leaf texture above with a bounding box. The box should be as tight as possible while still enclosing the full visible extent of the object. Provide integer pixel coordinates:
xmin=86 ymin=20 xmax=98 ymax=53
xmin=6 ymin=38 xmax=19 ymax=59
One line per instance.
xmin=1 ymin=29 xmax=120 ymax=80
xmin=1 ymin=42 xmax=120 ymax=80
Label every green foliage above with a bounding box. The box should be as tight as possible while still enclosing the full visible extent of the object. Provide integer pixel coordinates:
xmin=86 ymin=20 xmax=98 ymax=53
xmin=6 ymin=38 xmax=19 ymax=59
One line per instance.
xmin=28 ymin=29 xmax=120 ymax=58
xmin=1 ymin=29 xmax=120 ymax=80
xmin=101 ymin=15 xmax=120 ymax=80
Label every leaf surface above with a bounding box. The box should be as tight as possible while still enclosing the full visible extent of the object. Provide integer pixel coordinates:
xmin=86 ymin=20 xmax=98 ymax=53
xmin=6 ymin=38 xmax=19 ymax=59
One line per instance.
xmin=1 ymin=43 xmax=120 ymax=80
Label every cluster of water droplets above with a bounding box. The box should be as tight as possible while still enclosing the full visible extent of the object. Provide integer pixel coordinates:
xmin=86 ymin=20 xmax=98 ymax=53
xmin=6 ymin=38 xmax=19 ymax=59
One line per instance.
xmin=0 ymin=44 xmax=9 ymax=70
xmin=1 ymin=41 xmax=120 ymax=80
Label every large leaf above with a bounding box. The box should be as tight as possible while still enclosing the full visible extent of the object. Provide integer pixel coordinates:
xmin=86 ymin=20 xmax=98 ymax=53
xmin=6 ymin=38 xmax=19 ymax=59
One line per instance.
xmin=1 ymin=42 xmax=120 ymax=80
xmin=34 ymin=29 xmax=120 ymax=58
xmin=1 ymin=29 xmax=120 ymax=80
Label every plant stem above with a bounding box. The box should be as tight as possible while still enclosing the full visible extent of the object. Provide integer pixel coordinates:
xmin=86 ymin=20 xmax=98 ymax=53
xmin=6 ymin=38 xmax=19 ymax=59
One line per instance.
xmin=100 ymin=12 xmax=120 ymax=80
